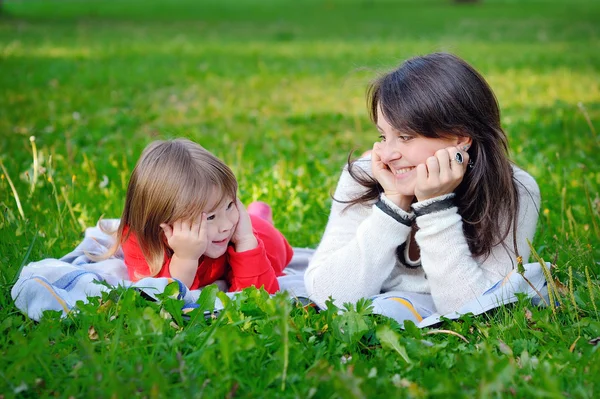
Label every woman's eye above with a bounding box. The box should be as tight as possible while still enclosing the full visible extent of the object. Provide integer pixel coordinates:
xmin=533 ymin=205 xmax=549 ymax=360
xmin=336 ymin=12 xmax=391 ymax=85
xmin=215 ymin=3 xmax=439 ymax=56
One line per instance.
xmin=206 ymin=214 xmax=216 ymax=221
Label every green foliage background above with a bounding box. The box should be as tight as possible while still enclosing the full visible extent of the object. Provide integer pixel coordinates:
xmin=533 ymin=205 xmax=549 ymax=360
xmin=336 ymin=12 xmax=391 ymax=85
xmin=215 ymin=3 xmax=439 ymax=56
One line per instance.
xmin=0 ymin=0 xmax=599 ymax=397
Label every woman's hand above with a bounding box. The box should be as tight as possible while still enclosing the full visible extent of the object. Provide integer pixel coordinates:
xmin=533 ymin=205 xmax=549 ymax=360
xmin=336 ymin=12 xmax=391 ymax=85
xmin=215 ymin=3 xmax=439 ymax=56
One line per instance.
xmin=415 ymin=146 xmax=469 ymax=202
xmin=160 ymin=214 xmax=208 ymax=261
xmin=371 ymin=142 xmax=414 ymax=210
xmin=231 ymin=198 xmax=258 ymax=252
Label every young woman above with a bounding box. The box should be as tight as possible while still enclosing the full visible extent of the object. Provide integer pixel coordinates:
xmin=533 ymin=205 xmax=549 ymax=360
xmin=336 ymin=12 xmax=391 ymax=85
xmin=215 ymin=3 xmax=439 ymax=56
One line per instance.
xmin=305 ymin=53 xmax=540 ymax=322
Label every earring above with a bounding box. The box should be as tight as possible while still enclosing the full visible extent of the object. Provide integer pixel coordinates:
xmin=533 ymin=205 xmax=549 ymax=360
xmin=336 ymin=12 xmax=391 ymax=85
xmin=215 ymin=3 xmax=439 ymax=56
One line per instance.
xmin=467 ymin=159 xmax=474 ymax=169
xmin=462 ymin=145 xmax=470 ymax=152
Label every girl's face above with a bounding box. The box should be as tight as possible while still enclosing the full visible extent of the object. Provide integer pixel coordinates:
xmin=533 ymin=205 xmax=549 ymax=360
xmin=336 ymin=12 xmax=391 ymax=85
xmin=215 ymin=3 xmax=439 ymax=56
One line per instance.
xmin=203 ymin=193 xmax=240 ymax=259
xmin=375 ymin=105 xmax=461 ymax=197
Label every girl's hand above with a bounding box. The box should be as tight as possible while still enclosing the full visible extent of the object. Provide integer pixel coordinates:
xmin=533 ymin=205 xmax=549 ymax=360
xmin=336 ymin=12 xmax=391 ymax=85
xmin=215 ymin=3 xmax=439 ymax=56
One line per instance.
xmin=414 ymin=146 xmax=469 ymax=202
xmin=371 ymin=142 xmax=414 ymax=210
xmin=160 ymin=214 xmax=208 ymax=261
xmin=231 ymin=198 xmax=258 ymax=252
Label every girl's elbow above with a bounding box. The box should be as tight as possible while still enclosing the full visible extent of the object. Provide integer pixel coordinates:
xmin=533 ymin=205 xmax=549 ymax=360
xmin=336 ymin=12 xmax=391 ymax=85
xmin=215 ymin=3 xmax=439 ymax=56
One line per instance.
xmin=265 ymin=280 xmax=280 ymax=294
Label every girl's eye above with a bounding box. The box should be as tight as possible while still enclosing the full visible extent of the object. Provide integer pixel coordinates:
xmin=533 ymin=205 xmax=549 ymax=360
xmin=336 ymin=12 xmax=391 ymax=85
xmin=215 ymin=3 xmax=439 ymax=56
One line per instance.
xmin=226 ymin=201 xmax=234 ymax=210
xmin=206 ymin=214 xmax=216 ymax=221
xmin=379 ymin=134 xmax=386 ymax=142
xmin=399 ymin=135 xmax=413 ymax=142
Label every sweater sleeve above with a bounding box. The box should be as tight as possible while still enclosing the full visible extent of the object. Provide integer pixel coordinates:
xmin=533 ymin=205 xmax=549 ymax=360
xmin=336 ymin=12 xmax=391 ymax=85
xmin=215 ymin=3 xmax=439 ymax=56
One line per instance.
xmin=226 ymin=214 xmax=293 ymax=294
xmin=304 ymin=160 xmax=414 ymax=309
xmin=414 ymin=167 xmax=541 ymax=314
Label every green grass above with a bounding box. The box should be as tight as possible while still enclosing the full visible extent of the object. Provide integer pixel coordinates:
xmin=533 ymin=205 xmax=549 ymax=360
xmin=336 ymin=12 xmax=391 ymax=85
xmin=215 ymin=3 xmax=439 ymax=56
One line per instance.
xmin=1 ymin=0 xmax=599 ymax=397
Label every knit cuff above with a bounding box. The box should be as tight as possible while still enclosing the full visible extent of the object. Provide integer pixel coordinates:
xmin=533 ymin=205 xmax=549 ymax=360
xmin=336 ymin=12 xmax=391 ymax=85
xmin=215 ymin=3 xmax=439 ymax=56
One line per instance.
xmin=412 ymin=193 xmax=456 ymax=217
xmin=375 ymin=194 xmax=415 ymax=227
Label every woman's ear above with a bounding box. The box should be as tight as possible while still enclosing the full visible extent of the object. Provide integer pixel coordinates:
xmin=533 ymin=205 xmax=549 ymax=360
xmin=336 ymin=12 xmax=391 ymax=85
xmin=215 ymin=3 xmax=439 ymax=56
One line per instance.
xmin=456 ymin=136 xmax=473 ymax=151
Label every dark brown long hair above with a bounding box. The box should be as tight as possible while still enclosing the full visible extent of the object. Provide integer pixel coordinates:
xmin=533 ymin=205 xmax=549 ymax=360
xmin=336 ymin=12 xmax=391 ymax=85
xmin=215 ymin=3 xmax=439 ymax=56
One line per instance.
xmin=346 ymin=53 xmax=520 ymax=259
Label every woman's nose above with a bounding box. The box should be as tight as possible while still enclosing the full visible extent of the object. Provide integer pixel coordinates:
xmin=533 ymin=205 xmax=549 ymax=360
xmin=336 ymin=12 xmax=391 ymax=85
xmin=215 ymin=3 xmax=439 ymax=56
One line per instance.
xmin=380 ymin=142 xmax=400 ymax=164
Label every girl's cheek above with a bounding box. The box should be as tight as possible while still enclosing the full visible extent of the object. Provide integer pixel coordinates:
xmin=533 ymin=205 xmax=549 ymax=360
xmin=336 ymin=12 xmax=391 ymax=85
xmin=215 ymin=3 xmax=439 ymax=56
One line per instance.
xmin=207 ymin=225 xmax=217 ymax=241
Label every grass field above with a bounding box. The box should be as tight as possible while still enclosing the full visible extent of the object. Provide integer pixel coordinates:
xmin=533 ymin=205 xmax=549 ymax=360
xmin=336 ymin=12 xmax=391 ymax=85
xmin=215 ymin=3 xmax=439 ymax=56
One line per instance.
xmin=1 ymin=0 xmax=599 ymax=397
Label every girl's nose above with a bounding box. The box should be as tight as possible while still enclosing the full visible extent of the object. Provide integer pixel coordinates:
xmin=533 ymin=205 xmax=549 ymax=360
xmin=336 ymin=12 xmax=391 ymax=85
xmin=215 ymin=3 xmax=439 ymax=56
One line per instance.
xmin=218 ymin=217 xmax=234 ymax=233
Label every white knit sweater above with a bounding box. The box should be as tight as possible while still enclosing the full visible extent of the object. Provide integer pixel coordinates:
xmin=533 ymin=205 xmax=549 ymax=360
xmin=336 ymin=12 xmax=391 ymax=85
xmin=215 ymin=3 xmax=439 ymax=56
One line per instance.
xmin=305 ymin=159 xmax=541 ymax=314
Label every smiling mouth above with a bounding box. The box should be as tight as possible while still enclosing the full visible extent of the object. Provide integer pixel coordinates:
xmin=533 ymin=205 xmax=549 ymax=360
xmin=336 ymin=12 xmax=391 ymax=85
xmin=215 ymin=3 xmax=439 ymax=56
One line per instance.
xmin=392 ymin=167 xmax=415 ymax=176
xmin=212 ymin=238 xmax=229 ymax=245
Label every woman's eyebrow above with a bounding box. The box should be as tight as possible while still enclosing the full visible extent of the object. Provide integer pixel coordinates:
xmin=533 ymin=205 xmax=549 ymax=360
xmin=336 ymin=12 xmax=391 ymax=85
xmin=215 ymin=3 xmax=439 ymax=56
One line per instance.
xmin=378 ymin=125 xmax=406 ymax=135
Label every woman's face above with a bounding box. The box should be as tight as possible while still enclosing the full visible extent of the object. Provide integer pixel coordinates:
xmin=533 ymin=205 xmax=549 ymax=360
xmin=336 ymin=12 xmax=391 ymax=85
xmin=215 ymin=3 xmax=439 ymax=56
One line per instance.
xmin=375 ymin=105 xmax=463 ymax=197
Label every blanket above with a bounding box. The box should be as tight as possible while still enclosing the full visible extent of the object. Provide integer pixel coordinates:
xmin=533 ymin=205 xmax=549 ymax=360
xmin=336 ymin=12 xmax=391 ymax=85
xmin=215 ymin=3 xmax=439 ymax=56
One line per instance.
xmin=11 ymin=220 xmax=549 ymax=328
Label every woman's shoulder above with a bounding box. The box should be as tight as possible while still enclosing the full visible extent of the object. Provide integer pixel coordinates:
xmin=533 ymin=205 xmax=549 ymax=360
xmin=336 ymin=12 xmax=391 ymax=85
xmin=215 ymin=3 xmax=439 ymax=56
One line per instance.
xmin=339 ymin=156 xmax=372 ymax=184
xmin=345 ymin=156 xmax=372 ymax=172
xmin=511 ymin=165 xmax=540 ymax=193
xmin=335 ymin=156 xmax=373 ymax=199
xmin=511 ymin=164 xmax=541 ymax=207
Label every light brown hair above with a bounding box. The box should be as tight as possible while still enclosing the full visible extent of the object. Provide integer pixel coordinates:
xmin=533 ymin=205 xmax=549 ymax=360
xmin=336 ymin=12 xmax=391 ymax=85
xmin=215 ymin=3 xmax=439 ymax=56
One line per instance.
xmin=107 ymin=138 xmax=237 ymax=276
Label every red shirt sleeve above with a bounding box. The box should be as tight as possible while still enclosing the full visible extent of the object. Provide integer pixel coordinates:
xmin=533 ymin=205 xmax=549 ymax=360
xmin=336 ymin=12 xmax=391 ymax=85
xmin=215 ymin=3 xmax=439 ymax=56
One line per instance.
xmin=226 ymin=214 xmax=293 ymax=294
xmin=121 ymin=226 xmax=170 ymax=281
xmin=121 ymin=216 xmax=293 ymax=294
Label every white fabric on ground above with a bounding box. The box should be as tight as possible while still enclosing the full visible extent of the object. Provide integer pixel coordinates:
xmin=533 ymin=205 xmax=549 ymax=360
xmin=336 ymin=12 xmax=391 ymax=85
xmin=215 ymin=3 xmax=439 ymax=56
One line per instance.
xmin=11 ymin=220 xmax=548 ymax=326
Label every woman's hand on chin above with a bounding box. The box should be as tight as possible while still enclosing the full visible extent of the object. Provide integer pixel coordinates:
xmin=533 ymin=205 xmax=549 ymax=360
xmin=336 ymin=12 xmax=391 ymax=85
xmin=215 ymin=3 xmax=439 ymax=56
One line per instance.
xmin=415 ymin=146 xmax=469 ymax=202
xmin=371 ymin=142 xmax=414 ymax=211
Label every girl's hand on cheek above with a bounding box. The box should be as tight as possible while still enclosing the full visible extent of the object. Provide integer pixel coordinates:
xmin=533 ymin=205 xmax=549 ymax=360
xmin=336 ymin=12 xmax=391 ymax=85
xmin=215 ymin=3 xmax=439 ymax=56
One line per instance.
xmin=160 ymin=214 xmax=208 ymax=261
xmin=415 ymin=146 xmax=469 ymax=202
xmin=371 ymin=142 xmax=414 ymax=210
xmin=231 ymin=198 xmax=258 ymax=252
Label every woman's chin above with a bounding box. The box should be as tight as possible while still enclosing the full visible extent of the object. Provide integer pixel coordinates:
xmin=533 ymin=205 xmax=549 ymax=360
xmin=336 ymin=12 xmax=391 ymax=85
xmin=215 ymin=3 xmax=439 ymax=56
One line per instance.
xmin=395 ymin=187 xmax=416 ymax=198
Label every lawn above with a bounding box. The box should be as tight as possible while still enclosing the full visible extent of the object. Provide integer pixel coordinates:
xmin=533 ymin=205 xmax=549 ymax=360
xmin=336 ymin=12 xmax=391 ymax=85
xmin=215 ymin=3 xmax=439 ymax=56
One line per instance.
xmin=1 ymin=0 xmax=599 ymax=397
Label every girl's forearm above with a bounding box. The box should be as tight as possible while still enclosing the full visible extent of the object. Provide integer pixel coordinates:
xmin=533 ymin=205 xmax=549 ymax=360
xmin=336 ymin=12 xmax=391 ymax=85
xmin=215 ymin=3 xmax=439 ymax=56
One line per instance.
xmin=169 ymin=255 xmax=199 ymax=288
xmin=233 ymin=235 xmax=258 ymax=253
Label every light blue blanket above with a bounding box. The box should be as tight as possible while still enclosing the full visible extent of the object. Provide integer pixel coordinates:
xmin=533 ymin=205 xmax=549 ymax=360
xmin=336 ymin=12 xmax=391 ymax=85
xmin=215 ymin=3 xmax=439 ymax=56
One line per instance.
xmin=11 ymin=220 xmax=549 ymax=327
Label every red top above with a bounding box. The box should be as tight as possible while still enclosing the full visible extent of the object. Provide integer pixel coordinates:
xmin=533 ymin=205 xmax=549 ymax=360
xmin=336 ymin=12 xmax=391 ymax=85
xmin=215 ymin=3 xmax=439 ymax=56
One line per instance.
xmin=121 ymin=215 xmax=293 ymax=294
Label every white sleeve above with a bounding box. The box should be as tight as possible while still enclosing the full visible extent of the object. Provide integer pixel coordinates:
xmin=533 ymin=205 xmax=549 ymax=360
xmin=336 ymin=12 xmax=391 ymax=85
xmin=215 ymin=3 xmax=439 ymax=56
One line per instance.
xmin=304 ymin=161 xmax=413 ymax=308
xmin=414 ymin=167 xmax=541 ymax=314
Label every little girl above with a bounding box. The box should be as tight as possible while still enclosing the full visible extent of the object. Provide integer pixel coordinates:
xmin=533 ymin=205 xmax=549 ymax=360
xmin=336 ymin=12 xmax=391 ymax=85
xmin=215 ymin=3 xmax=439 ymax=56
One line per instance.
xmin=116 ymin=138 xmax=293 ymax=293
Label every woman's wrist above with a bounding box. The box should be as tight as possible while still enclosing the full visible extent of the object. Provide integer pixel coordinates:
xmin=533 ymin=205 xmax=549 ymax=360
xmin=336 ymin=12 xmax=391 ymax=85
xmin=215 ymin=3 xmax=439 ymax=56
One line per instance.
xmin=376 ymin=194 xmax=415 ymax=227
xmin=412 ymin=193 xmax=456 ymax=216
xmin=384 ymin=193 xmax=413 ymax=212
